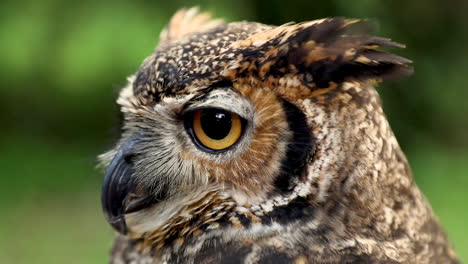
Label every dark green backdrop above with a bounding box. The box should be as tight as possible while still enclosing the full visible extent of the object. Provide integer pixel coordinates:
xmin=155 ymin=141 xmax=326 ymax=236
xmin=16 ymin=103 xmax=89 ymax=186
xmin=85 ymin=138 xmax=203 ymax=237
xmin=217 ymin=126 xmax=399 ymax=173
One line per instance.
xmin=0 ymin=0 xmax=466 ymax=263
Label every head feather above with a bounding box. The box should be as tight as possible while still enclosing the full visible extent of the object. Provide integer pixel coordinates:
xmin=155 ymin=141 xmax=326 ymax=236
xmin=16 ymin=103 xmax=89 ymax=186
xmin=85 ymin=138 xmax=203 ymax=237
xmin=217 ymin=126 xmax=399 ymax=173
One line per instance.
xmin=159 ymin=7 xmax=224 ymax=43
xmin=231 ymin=17 xmax=413 ymax=88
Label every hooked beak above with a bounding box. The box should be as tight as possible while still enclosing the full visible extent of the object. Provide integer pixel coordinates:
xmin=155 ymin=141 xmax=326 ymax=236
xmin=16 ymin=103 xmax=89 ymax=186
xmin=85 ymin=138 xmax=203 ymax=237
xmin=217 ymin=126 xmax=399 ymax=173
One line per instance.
xmin=101 ymin=136 xmax=169 ymax=234
xmin=101 ymin=136 xmax=169 ymax=235
xmin=101 ymin=143 xmax=134 ymax=234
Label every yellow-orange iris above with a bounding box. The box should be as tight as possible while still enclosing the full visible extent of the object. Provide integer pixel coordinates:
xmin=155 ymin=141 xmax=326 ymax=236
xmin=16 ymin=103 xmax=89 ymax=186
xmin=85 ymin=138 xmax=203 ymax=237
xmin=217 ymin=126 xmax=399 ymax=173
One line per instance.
xmin=192 ymin=109 xmax=242 ymax=150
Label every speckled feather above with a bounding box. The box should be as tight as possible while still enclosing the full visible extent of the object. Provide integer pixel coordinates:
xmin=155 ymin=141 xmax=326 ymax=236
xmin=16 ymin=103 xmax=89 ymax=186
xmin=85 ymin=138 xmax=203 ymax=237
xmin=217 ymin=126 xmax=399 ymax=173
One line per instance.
xmin=103 ymin=8 xmax=459 ymax=264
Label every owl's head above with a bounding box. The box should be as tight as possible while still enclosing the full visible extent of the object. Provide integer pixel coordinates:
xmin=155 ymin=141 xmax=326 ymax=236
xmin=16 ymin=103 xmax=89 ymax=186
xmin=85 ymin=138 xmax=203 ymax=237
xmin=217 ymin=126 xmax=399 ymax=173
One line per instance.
xmin=100 ymin=8 xmax=412 ymax=243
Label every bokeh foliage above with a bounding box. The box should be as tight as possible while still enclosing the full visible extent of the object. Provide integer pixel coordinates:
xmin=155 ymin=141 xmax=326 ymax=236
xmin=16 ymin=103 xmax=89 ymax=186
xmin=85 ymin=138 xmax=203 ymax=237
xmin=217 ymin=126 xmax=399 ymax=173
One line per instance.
xmin=0 ymin=0 xmax=466 ymax=263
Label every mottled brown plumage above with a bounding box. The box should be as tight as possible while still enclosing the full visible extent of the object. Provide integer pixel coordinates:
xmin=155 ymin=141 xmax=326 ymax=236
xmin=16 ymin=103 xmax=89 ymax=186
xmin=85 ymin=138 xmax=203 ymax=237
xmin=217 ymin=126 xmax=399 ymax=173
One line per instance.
xmin=100 ymin=8 xmax=459 ymax=263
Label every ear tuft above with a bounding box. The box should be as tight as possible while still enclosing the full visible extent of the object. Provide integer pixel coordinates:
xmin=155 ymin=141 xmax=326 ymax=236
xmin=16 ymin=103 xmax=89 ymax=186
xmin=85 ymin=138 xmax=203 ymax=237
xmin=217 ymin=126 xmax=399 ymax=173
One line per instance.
xmin=235 ymin=18 xmax=413 ymax=87
xmin=159 ymin=7 xmax=224 ymax=43
xmin=292 ymin=18 xmax=414 ymax=86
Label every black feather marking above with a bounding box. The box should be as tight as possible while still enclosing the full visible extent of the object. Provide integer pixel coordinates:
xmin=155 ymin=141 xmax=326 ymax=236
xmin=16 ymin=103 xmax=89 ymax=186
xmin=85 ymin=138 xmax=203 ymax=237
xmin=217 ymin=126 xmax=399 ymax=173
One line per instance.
xmin=264 ymin=196 xmax=316 ymax=226
xmin=257 ymin=248 xmax=294 ymax=264
xmin=273 ymin=99 xmax=314 ymax=193
xmin=188 ymin=239 xmax=253 ymax=264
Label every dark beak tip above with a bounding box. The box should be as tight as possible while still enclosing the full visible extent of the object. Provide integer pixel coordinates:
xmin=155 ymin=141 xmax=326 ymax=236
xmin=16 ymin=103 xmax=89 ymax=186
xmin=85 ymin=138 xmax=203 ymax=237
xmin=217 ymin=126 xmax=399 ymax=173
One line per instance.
xmin=106 ymin=215 xmax=128 ymax=235
xmin=101 ymin=148 xmax=132 ymax=235
xmin=101 ymin=135 xmax=161 ymax=235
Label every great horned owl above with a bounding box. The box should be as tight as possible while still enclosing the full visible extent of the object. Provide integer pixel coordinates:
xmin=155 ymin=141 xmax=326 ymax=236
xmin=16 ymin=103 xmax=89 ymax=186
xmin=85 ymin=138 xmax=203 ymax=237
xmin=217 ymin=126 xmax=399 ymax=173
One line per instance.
xmin=100 ymin=8 xmax=459 ymax=263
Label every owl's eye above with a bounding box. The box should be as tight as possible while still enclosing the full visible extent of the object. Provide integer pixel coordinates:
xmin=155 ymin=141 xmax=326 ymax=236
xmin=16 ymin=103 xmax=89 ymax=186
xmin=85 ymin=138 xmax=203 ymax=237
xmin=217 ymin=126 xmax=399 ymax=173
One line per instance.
xmin=185 ymin=108 xmax=243 ymax=151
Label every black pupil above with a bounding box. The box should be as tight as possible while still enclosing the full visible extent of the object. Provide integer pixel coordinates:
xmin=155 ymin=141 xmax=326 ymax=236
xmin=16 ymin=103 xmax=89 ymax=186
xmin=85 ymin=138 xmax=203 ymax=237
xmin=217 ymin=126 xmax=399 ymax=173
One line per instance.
xmin=200 ymin=109 xmax=232 ymax=140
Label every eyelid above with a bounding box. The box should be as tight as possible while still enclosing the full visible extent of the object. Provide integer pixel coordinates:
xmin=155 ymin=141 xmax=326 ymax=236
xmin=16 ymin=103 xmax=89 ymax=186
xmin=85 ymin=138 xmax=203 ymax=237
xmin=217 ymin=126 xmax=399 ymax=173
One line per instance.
xmin=183 ymin=105 xmax=247 ymax=120
xmin=183 ymin=89 xmax=254 ymax=121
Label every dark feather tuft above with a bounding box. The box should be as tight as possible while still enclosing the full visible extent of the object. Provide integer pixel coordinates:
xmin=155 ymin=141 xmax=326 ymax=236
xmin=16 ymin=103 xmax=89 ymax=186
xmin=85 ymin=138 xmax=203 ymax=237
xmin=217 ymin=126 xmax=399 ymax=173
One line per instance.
xmin=239 ymin=18 xmax=413 ymax=87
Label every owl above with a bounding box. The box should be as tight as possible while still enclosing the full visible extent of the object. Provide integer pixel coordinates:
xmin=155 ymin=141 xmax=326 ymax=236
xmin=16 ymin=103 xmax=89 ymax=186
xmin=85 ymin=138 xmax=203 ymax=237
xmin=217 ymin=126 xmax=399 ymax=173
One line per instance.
xmin=100 ymin=8 xmax=459 ymax=264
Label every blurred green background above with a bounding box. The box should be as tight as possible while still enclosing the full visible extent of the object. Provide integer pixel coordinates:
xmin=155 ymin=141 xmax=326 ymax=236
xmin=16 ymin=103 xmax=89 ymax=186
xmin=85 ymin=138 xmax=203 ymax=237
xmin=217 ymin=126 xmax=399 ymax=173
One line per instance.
xmin=0 ymin=0 xmax=466 ymax=263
